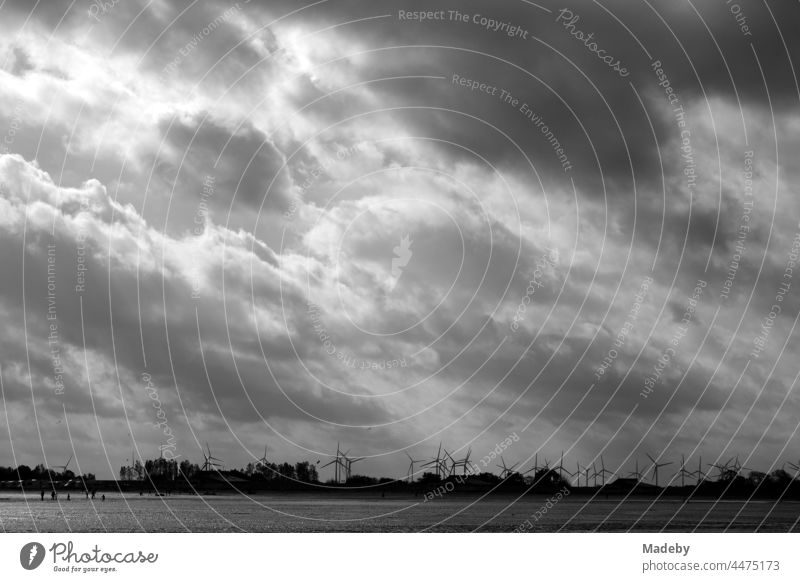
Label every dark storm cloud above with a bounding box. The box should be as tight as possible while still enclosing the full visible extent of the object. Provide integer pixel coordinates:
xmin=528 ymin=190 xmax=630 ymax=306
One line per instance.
xmin=242 ymin=0 xmax=799 ymax=186
xmin=157 ymin=113 xmax=294 ymax=223
xmin=0 ymin=155 xmax=390 ymax=437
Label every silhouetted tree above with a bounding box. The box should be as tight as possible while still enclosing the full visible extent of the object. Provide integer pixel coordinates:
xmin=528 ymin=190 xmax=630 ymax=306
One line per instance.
xmin=295 ymin=461 xmax=318 ymax=483
xmin=278 ymin=462 xmax=295 ymax=480
xmin=179 ymin=459 xmax=198 ymax=479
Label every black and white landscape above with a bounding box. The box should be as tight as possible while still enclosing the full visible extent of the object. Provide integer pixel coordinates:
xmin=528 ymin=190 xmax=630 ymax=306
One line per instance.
xmin=1 ymin=0 xmax=800 ymax=532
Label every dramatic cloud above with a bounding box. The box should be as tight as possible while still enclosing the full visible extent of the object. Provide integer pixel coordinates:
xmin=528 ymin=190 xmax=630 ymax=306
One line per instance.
xmin=0 ymin=0 xmax=799 ymax=481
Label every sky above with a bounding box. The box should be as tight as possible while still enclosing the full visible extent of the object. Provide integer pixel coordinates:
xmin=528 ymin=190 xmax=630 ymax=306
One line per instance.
xmin=0 ymin=0 xmax=799 ymax=482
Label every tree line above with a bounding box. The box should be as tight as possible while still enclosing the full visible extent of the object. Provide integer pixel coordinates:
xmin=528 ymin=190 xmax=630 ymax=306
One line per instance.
xmin=0 ymin=464 xmax=95 ymax=482
xmin=117 ymin=458 xmax=321 ymax=483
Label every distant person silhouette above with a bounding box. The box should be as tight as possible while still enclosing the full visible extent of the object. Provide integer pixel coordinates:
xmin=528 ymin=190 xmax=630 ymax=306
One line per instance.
xmin=67 ymin=493 xmax=70 ymax=501
xmin=101 ymin=494 xmax=105 ymax=501
xmin=85 ymin=490 xmax=89 ymax=499
xmin=50 ymin=490 xmax=55 ymax=500
xmin=40 ymin=490 xmax=45 ymax=501
xmin=91 ymin=490 xmax=95 ymax=499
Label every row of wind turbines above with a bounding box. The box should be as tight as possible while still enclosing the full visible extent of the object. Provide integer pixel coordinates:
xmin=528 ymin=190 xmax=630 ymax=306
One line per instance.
xmin=401 ymin=446 xmax=800 ymax=488
xmin=199 ymin=441 xmax=800 ymax=489
xmin=401 ymin=444 xmax=619 ymax=486
xmin=321 ymin=443 xmax=365 ymax=483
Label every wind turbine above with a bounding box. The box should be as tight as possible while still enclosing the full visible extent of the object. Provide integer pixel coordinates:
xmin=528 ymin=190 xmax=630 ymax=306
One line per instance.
xmin=405 ymin=451 xmax=424 ymax=483
xmin=522 ymin=453 xmax=541 ymax=477
xmin=202 ymin=443 xmax=223 ymax=471
xmin=691 ymin=456 xmax=706 ymax=484
xmin=673 ymin=454 xmax=694 ymax=488
xmin=497 ymin=456 xmax=519 ymax=479
xmin=577 ymin=462 xmax=591 ymax=487
xmin=423 ymin=443 xmax=446 ymax=479
xmin=559 ymin=463 xmax=577 ymax=485
xmin=596 ymin=455 xmax=614 ymax=486
xmin=52 ymin=454 xmax=73 ymax=476
xmin=646 ymin=454 xmax=673 ymax=487
xmin=442 ymin=449 xmax=457 ymax=478
xmin=560 ymin=460 xmax=578 ymax=486
xmin=339 ymin=449 xmax=364 ymax=481
xmin=452 ymin=448 xmax=474 ymax=476
xmin=321 ymin=443 xmax=346 ymax=483
xmin=256 ymin=444 xmax=269 ymax=467
xmin=554 ymin=451 xmax=571 ymax=481
xmin=708 ymin=458 xmax=734 ymax=482
xmin=628 ymin=459 xmax=644 ymax=481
